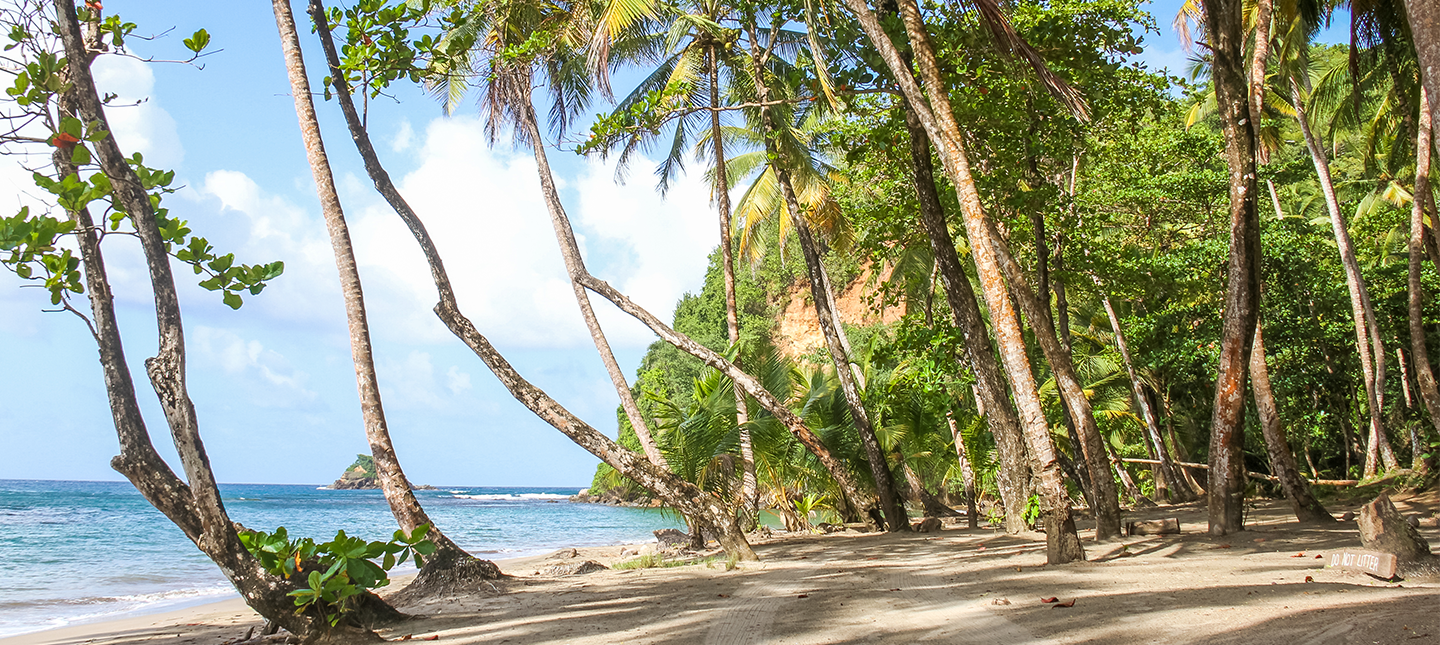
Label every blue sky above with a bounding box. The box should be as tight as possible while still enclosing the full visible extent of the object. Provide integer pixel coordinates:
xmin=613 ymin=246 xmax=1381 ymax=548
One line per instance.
xmin=0 ymin=1 xmax=1346 ymax=487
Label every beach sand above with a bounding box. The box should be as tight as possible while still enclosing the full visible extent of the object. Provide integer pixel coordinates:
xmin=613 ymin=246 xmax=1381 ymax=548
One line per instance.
xmin=5 ymin=493 xmax=1438 ymax=645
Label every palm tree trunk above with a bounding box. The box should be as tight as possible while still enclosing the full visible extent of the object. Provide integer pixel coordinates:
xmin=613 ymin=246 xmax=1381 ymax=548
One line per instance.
xmin=1101 ymin=294 xmax=1189 ymax=502
xmin=302 ymin=3 xmax=516 ymax=597
xmin=1409 ymin=87 xmax=1440 ymax=476
xmin=1248 ymin=0 xmax=1273 ymax=164
xmin=985 ymin=221 xmax=1123 ymax=539
xmin=1249 ymin=323 xmax=1334 ymax=521
xmin=1412 ymin=0 xmax=1440 ymax=154
xmin=902 ymin=102 xmax=1032 ymax=534
xmin=707 ymin=44 xmax=757 ymax=518
xmin=947 ymin=412 xmax=980 ymax=528
xmin=278 ymin=0 xmax=475 ymax=567
xmin=838 ymin=0 xmax=1083 ymax=561
xmin=1291 ymin=80 xmax=1398 ymax=476
xmin=743 ymin=18 xmax=906 ymax=532
xmin=1203 ymin=0 xmax=1263 ymax=536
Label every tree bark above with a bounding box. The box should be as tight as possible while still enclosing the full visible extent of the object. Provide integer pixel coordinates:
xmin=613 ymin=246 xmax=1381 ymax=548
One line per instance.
xmin=1248 ymin=0 xmax=1273 ymax=164
xmin=1409 ymin=87 xmax=1440 ymax=476
xmin=54 ymin=2 xmax=342 ymax=636
xmin=947 ymin=412 xmax=980 ymax=528
xmin=902 ymin=101 xmax=1031 ymax=534
xmin=1101 ymin=293 xmax=1189 ymax=502
xmin=1249 ymin=323 xmax=1334 ymax=522
xmin=1414 ymin=0 xmax=1440 ymax=159
xmin=707 ymin=42 xmax=756 ymax=517
xmin=1291 ymin=79 xmax=1398 ymax=476
xmin=742 ymin=17 xmax=906 ymax=532
xmin=286 ymin=0 xmax=471 ymax=568
xmin=985 ymin=220 xmax=1123 ymax=539
xmin=836 ymin=0 xmax=1083 ymax=561
xmin=1204 ymin=0 xmax=1262 ymax=536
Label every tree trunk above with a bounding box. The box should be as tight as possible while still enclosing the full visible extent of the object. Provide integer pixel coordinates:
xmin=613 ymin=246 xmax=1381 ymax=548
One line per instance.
xmin=902 ymin=101 xmax=1031 ymax=534
xmin=515 ymin=100 xmax=763 ymax=556
xmin=1415 ymin=0 xmax=1440 ymax=158
xmin=839 ymin=0 xmax=1083 ymax=561
xmin=55 ymin=2 xmax=350 ymax=637
xmin=1101 ymin=294 xmax=1189 ymax=502
xmin=1249 ymin=323 xmax=1334 ymax=522
xmin=707 ymin=43 xmax=757 ymax=519
xmin=1291 ymin=80 xmax=1398 ymax=476
xmin=1248 ymin=0 xmax=1273 ymax=164
xmin=299 ymin=3 xmax=757 ymax=562
xmin=1204 ymin=0 xmax=1262 ymax=536
xmin=947 ymin=412 xmax=980 ymax=528
xmin=743 ymin=18 xmax=906 ymax=532
xmin=286 ymin=0 xmax=473 ymax=571
xmin=1409 ymin=87 xmax=1440 ymax=476
xmin=985 ymin=220 xmax=1123 ymax=539
xmin=1157 ymin=387 xmax=1206 ymax=495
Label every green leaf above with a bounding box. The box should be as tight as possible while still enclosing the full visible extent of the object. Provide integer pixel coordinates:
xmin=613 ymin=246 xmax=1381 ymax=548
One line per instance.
xmin=183 ymin=28 xmax=210 ymax=53
xmin=70 ymin=145 xmax=90 ymax=166
xmin=222 ymin=291 xmax=242 ymax=309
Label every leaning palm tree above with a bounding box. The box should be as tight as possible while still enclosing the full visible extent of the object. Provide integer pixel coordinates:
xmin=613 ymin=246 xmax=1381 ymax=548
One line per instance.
xmin=306 ymin=0 xmax=760 ymax=561
xmin=1275 ymin=18 xmax=1401 ymax=476
xmin=836 ymin=0 xmax=1094 ymax=559
xmin=734 ymin=7 xmax=908 ymax=531
xmin=592 ymin=0 xmax=763 ymax=518
xmin=428 ymin=0 xmax=884 ymax=527
xmin=272 ymin=0 xmax=497 ymax=594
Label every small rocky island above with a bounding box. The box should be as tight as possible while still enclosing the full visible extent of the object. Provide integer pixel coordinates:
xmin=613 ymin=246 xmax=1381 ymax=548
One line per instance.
xmin=326 ymin=454 xmax=436 ymax=490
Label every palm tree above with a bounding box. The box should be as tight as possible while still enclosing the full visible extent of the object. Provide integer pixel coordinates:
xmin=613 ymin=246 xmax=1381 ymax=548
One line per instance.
xmin=304 ymin=0 xmax=761 ymax=561
xmin=1407 ymin=87 xmax=1438 ymax=474
xmin=1408 ymin=0 xmax=1440 ymax=140
xmin=594 ymin=0 xmax=762 ymax=516
xmin=835 ymin=0 xmax=1087 ymax=561
xmin=273 ymin=0 xmax=482 ymax=578
xmin=737 ymin=8 xmax=908 ymax=531
xmin=430 ymin=0 xmax=883 ymax=528
xmin=1279 ymin=29 xmax=1401 ymax=476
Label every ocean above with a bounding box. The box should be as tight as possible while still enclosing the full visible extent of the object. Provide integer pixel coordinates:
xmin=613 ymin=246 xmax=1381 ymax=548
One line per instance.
xmin=0 ymin=479 xmax=682 ymax=639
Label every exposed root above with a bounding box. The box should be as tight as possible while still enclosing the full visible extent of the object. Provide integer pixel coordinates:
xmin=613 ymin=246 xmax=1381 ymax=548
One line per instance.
xmin=387 ymin=550 xmax=505 ymax=606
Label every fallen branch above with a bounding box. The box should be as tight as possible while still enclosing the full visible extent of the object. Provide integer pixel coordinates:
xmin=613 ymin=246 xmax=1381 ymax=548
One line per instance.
xmin=1119 ymin=458 xmax=1357 ymax=486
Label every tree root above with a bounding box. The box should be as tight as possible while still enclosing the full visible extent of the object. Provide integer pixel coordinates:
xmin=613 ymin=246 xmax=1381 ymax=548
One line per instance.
xmin=387 ymin=550 xmax=505 ymax=606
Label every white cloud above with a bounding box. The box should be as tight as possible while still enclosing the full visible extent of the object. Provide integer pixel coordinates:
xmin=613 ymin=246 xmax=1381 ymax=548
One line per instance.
xmin=169 ymin=115 xmax=720 ymax=356
xmin=193 ymin=169 xmax=344 ymax=327
xmin=391 ymin=120 xmax=414 ymax=153
xmin=445 ymin=365 xmax=471 ymax=394
xmin=192 ymin=325 xmax=317 ymax=406
xmin=571 ymin=156 xmax=719 ymax=346
xmin=90 ymin=55 xmax=184 ymax=169
xmin=348 ymin=115 xmax=720 ymax=350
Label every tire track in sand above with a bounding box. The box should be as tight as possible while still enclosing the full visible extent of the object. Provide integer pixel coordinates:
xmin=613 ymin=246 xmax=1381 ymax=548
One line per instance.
xmin=881 ymin=559 xmax=1060 ymax=644
xmin=702 ymin=563 xmax=807 ymax=645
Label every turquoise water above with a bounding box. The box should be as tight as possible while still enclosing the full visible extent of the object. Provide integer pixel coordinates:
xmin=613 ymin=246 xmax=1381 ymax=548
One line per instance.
xmin=0 ymin=479 xmax=682 ymax=639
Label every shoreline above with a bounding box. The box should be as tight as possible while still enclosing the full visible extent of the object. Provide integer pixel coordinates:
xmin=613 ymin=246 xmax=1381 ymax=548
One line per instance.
xmin=3 ymin=495 xmax=1438 ymax=645
xmin=0 ymin=544 xmax=648 ymax=645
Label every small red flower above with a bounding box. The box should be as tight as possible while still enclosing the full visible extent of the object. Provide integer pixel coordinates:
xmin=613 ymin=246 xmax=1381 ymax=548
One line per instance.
xmin=51 ymin=132 xmax=79 ymax=148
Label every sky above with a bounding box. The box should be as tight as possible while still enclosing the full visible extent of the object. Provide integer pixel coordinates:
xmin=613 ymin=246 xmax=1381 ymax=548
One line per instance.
xmin=0 ymin=1 xmax=1347 ymax=487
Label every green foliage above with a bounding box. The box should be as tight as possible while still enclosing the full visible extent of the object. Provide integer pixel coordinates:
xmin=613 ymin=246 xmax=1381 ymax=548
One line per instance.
xmin=239 ymin=524 xmax=436 ymax=626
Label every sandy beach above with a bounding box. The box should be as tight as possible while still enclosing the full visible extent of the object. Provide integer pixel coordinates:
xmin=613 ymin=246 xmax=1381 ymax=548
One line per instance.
xmin=4 ymin=492 xmax=1438 ymax=645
